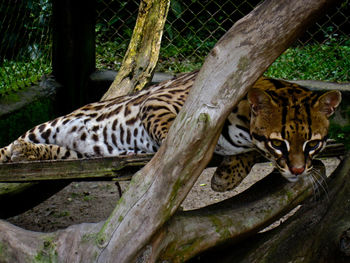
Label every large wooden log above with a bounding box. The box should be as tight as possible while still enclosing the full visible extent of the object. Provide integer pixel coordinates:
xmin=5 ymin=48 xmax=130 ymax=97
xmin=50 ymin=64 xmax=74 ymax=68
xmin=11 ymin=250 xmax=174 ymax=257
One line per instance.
xmin=0 ymin=155 xmax=152 ymax=183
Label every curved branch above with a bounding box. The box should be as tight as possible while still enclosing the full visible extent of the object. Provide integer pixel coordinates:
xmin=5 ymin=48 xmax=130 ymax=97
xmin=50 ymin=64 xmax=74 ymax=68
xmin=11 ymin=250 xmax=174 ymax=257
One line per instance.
xmin=155 ymin=168 xmax=317 ymax=262
xmin=101 ymin=0 xmax=170 ymax=99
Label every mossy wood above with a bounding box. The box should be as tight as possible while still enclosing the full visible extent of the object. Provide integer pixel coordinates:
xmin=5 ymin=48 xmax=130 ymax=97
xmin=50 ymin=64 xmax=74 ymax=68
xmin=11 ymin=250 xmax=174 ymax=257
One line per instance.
xmin=0 ymin=0 xmax=342 ymax=262
xmin=0 ymin=156 xmax=347 ymax=262
xmin=0 ymin=155 xmax=152 ymax=183
xmin=204 ymin=154 xmax=350 ymax=263
xmin=152 ymin=160 xmax=328 ymax=262
xmin=101 ymin=0 xmax=171 ymax=100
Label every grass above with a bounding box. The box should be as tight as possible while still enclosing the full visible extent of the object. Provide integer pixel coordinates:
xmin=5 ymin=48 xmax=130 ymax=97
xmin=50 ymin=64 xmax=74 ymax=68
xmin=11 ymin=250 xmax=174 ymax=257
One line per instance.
xmin=94 ymin=36 xmax=350 ymax=81
xmin=265 ymin=41 xmax=350 ymax=82
xmin=3 ymin=40 xmax=350 ymax=96
xmin=95 ymin=40 xmax=128 ymax=70
xmin=95 ymin=34 xmax=214 ymax=73
xmin=0 ymin=58 xmax=51 ymax=95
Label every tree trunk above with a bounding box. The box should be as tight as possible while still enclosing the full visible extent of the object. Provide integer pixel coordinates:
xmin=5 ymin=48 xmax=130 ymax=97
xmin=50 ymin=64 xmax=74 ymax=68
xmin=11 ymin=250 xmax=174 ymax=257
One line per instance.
xmin=0 ymin=0 xmax=340 ymax=262
xmin=101 ymin=0 xmax=170 ymax=100
xmin=196 ymin=155 xmax=350 ymax=263
xmin=246 ymin=155 xmax=350 ymax=263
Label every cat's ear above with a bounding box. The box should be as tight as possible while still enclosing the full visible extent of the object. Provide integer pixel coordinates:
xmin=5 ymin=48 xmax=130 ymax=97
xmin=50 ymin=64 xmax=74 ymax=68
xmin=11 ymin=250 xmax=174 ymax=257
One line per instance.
xmin=248 ymin=88 xmax=276 ymax=115
xmin=314 ymin=90 xmax=342 ymax=117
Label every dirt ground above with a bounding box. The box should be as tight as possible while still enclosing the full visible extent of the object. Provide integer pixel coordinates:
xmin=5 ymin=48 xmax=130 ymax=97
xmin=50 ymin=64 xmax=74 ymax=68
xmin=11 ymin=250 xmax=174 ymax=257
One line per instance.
xmin=7 ymin=158 xmax=340 ymax=233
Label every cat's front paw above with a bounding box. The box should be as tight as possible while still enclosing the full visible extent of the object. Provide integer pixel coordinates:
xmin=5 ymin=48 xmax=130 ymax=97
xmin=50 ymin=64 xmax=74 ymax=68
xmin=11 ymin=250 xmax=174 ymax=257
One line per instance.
xmin=10 ymin=139 xmax=39 ymax=162
xmin=0 ymin=146 xmax=11 ymax=163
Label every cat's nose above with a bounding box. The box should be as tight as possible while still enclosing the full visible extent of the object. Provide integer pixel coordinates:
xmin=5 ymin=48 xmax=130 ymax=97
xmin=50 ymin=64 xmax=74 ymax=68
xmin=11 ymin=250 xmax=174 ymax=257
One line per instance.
xmin=290 ymin=166 xmax=305 ymax=175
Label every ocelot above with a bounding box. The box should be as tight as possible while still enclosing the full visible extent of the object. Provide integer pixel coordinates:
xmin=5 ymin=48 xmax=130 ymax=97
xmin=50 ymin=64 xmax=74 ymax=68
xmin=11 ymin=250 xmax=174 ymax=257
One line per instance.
xmin=0 ymin=71 xmax=341 ymax=191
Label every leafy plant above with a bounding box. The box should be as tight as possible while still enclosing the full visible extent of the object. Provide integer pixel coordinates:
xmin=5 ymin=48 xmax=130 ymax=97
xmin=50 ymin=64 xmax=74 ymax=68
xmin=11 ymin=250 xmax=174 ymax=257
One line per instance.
xmin=0 ymin=0 xmax=52 ymax=95
xmin=265 ymin=42 xmax=350 ymax=82
xmin=95 ymin=41 xmax=127 ymax=70
xmin=0 ymin=58 xmax=51 ymax=95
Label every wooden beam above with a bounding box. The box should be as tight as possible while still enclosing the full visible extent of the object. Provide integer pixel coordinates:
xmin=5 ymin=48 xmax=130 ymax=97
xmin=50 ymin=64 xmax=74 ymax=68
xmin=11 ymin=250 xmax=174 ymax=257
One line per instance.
xmin=0 ymin=154 xmax=152 ymax=183
xmin=0 ymin=143 xmax=344 ymax=183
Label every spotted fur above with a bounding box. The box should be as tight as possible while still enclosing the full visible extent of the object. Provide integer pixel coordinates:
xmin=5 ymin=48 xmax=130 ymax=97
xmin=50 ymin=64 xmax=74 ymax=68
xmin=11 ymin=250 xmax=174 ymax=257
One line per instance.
xmin=0 ymin=71 xmax=341 ymax=191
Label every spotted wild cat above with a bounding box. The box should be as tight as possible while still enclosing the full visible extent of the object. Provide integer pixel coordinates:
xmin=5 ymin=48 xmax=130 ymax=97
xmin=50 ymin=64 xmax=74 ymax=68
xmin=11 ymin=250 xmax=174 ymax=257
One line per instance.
xmin=0 ymin=71 xmax=341 ymax=191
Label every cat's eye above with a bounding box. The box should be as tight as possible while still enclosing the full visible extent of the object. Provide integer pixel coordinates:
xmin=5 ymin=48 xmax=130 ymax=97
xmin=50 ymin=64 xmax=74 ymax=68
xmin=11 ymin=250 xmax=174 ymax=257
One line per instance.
xmin=306 ymin=140 xmax=321 ymax=151
xmin=270 ymin=139 xmax=284 ymax=149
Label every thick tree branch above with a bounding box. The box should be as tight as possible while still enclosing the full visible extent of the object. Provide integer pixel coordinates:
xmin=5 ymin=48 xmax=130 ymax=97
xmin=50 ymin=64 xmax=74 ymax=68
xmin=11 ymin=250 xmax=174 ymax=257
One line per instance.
xmin=211 ymin=154 xmax=350 ymax=263
xmin=101 ymin=0 xmax=170 ymax=99
xmin=0 ymin=155 xmax=152 ymax=182
xmin=150 ymin=161 xmax=326 ymax=262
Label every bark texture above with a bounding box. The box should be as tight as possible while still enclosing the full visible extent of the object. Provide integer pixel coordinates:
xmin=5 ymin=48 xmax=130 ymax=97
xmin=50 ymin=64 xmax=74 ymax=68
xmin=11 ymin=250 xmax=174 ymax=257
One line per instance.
xmin=197 ymin=155 xmax=350 ymax=263
xmin=101 ymin=0 xmax=170 ymax=100
xmin=0 ymin=0 xmax=340 ymax=262
xmin=243 ymin=156 xmax=350 ymax=263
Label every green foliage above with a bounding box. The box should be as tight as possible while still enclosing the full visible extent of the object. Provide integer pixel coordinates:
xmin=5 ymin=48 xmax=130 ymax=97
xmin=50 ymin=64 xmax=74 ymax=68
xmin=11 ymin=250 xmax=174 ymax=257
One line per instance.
xmin=265 ymin=40 xmax=350 ymax=82
xmin=95 ymin=41 xmax=127 ymax=70
xmin=95 ymin=33 xmax=350 ymax=77
xmin=0 ymin=0 xmax=52 ymax=95
xmin=0 ymin=59 xmax=51 ymax=95
xmin=156 ymin=34 xmax=215 ymax=73
xmin=329 ymin=122 xmax=350 ymax=149
xmin=156 ymin=57 xmax=202 ymax=73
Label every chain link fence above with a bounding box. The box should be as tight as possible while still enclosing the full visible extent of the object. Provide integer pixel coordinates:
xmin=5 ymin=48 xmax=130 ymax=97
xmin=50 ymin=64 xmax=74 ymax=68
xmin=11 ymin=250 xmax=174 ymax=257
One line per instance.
xmin=0 ymin=0 xmax=52 ymax=95
xmin=0 ymin=0 xmax=349 ymax=95
xmin=96 ymin=0 xmax=261 ymax=71
xmin=96 ymin=0 xmax=350 ymax=81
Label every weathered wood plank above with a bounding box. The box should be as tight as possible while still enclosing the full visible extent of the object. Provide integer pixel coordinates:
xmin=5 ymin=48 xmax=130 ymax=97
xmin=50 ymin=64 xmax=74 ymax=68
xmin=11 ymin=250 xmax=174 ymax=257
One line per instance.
xmin=0 ymin=143 xmax=344 ymax=183
xmin=0 ymin=154 xmax=153 ymax=183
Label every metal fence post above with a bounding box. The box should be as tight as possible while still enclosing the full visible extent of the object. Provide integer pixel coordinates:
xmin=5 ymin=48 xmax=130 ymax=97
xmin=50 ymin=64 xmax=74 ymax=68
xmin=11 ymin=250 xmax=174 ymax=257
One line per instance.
xmin=52 ymin=0 xmax=96 ymax=114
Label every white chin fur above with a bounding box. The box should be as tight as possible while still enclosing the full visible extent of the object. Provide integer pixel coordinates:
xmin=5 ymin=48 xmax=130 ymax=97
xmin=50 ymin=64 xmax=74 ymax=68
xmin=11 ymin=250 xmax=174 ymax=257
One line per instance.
xmin=280 ymin=170 xmax=306 ymax=182
xmin=282 ymin=175 xmax=299 ymax=183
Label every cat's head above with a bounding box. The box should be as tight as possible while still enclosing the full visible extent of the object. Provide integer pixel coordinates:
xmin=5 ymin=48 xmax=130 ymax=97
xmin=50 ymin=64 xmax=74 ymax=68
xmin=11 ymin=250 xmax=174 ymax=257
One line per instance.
xmin=248 ymin=83 xmax=341 ymax=182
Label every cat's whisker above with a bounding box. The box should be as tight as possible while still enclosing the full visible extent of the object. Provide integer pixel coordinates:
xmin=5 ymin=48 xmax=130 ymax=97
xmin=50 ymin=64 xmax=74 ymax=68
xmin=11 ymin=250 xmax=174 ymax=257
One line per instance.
xmin=310 ymin=167 xmax=329 ymax=202
xmin=307 ymin=173 xmax=320 ymax=201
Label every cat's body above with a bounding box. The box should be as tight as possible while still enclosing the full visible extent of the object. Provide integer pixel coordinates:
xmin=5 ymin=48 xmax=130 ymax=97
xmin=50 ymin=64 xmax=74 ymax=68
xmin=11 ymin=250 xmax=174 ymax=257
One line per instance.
xmin=0 ymin=71 xmax=341 ymax=191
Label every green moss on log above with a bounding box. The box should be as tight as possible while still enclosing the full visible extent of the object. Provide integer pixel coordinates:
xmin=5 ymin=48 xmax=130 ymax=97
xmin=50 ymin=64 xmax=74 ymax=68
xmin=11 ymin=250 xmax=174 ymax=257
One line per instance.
xmin=33 ymin=237 xmax=58 ymax=263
